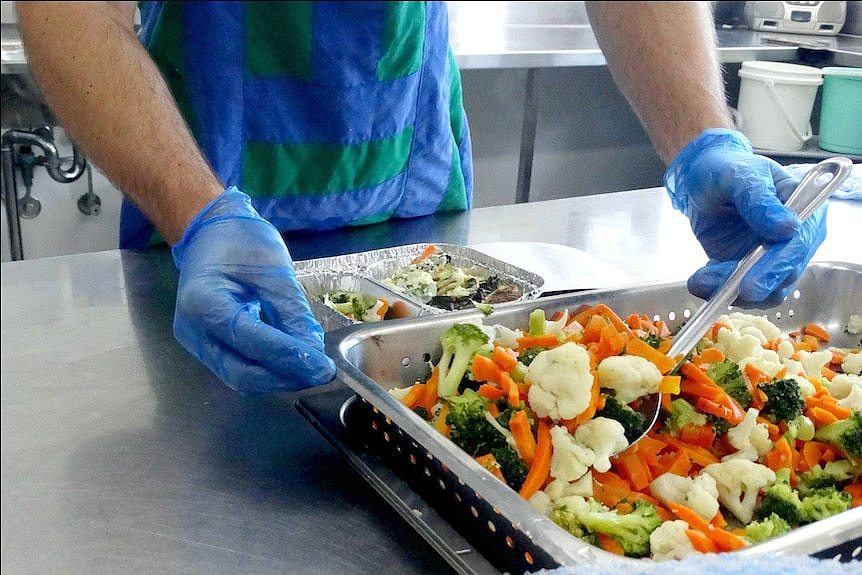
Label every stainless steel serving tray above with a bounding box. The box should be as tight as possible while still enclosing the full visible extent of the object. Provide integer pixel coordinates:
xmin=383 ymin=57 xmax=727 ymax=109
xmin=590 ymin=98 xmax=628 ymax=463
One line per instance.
xmin=321 ymin=261 xmax=862 ymax=573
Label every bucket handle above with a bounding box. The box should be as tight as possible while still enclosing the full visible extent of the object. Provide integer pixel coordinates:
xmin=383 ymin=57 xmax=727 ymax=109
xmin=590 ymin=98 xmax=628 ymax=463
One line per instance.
xmin=763 ymin=79 xmax=814 ymax=146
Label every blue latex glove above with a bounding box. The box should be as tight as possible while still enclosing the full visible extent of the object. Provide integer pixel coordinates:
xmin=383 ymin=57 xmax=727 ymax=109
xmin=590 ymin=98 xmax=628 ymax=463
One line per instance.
xmin=172 ymin=187 xmax=336 ymax=393
xmin=664 ymin=129 xmax=827 ymax=308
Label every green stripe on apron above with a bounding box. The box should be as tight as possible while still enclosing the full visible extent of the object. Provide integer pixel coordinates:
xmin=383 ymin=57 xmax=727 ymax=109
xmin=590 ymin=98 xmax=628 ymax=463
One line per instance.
xmin=377 ymin=2 xmax=425 ymax=81
xmin=146 ymin=2 xmax=200 ymax=137
xmin=245 ymin=1 xmax=313 ymax=79
xmin=242 ymin=126 xmax=415 ymax=196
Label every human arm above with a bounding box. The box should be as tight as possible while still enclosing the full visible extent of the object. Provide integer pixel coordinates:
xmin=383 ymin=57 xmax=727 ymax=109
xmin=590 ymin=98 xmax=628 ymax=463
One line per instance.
xmin=585 ymin=2 xmax=825 ymax=306
xmin=16 ymin=1 xmax=219 ymax=242
xmin=17 ymin=2 xmax=335 ymax=391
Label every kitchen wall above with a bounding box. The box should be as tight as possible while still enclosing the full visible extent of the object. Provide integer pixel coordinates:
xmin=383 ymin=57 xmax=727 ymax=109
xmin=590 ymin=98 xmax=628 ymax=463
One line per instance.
xmin=3 ymin=2 xmax=857 ymax=261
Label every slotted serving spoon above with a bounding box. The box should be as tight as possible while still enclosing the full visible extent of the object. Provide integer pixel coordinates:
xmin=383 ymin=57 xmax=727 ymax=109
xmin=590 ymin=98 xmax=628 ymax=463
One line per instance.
xmin=633 ymin=156 xmax=854 ymax=444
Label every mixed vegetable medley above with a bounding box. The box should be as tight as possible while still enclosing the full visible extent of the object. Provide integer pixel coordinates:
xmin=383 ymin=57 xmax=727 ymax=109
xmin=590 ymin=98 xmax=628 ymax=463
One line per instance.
xmin=381 ymin=245 xmax=524 ymax=311
xmin=389 ymin=304 xmax=862 ymax=561
xmin=320 ymin=291 xmax=412 ymax=323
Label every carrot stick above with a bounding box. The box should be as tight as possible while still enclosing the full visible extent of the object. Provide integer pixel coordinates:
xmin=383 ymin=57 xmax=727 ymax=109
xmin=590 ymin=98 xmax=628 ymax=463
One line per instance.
xmin=686 ymin=529 xmax=720 ymax=553
xmin=400 ymin=383 xmax=426 ymax=408
xmin=491 ymin=345 xmax=518 ymax=372
xmin=410 ymin=244 xmax=438 ymax=264
xmin=419 ymin=366 xmax=440 ymax=411
xmin=698 ymin=347 xmax=726 ymax=364
xmin=519 ymin=420 xmax=551 ymax=500
xmin=509 ymin=410 xmax=537 ymax=465
xmin=500 ymin=371 xmax=521 ymax=408
xmin=471 ymin=354 xmax=502 ymax=384
xmin=802 ymin=322 xmax=831 ymax=343
xmin=668 ymin=501 xmax=747 ymax=551
xmin=475 ymin=453 xmax=506 ymax=482
xmin=478 ymin=383 xmax=505 ymax=401
xmin=596 ymin=532 xmax=625 ymax=556
xmin=516 ymin=334 xmax=563 ymax=350
xmin=625 ymin=337 xmax=677 ymax=374
xmin=434 ymin=403 xmax=450 ymax=437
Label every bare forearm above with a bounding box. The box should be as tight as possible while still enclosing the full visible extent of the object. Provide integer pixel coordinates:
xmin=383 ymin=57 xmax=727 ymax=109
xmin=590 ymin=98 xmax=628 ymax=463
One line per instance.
xmin=586 ymin=1 xmax=734 ymax=163
xmin=17 ymin=1 xmax=223 ymax=243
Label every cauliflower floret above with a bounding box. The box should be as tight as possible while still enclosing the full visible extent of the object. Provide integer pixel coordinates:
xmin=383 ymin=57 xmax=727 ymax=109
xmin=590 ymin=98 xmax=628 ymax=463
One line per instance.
xmin=725 ymin=408 xmax=773 ymax=461
xmin=650 ymin=472 xmax=720 ymax=521
xmin=703 ymin=459 xmax=776 ymax=524
xmin=838 ymin=385 xmax=862 ymax=412
xmin=721 ymin=312 xmax=782 ymax=342
xmin=779 ymin=358 xmax=819 ymax=398
xmin=490 ymin=324 xmax=522 ymax=349
xmin=714 ymin=312 xmax=781 ymax=365
xmin=597 ymin=355 xmax=662 ymax=405
xmin=776 ymin=340 xmax=796 ymax=360
xmin=828 ymin=373 xmax=862 ymax=412
xmin=842 ymin=352 xmax=862 ymax=376
xmin=549 ymin=425 xmax=596 ymax=482
xmin=847 ymin=314 xmax=862 ymax=335
xmin=527 ymin=342 xmax=594 ymax=420
xmin=573 ymin=417 xmax=629 ymax=473
xmin=797 ymin=349 xmax=833 ymax=379
xmin=528 ymin=490 xmax=552 ymax=515
xmin=543 ymin=473 xmax=594 ymax=501
xmin=715 ymin=327 xmax=765 ymax=363
xmin=649 ymin=520 xmax=700 ymax=562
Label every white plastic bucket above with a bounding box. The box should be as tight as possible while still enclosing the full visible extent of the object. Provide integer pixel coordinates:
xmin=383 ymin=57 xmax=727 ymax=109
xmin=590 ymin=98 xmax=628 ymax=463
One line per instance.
xmin=736 ymin=61 xmax=823 ymax=152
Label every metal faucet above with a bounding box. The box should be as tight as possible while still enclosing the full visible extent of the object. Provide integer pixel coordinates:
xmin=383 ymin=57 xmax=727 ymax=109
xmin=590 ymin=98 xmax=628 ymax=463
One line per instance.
xmin=1 ymin=127 xmax=88 ymax=261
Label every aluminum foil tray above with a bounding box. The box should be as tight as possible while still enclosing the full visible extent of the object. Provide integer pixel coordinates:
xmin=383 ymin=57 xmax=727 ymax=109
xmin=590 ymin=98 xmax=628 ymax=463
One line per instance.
xmin=295 ymin=243 xmax=545 ymax=329
xmin=297 ymin=270 xmax=430 ymax=332
xmin=323 ymin=261 xmax=862 ymax=573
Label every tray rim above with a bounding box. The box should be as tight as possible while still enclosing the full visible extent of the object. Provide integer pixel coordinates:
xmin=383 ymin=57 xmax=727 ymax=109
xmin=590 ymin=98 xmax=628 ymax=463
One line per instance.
xmin=325 ymin=261 xmax=862 ymax=568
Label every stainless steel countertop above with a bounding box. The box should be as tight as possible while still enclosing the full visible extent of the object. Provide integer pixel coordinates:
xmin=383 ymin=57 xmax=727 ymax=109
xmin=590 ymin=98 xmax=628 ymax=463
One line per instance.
xmin=2 ymin=186 xmax=860 ymax=574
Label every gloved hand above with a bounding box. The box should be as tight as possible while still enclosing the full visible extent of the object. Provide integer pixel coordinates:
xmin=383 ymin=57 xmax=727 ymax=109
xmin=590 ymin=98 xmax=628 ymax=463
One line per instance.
xmin=664 ymin=129 xmax=827 ymax=308
xmin=171 ymin=187 xmax=336 ymax=393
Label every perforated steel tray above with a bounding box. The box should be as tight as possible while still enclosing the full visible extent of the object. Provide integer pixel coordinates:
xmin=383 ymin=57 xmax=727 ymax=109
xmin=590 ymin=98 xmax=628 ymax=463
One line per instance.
xmin=308 ymin=261 xmax=862 ymax=574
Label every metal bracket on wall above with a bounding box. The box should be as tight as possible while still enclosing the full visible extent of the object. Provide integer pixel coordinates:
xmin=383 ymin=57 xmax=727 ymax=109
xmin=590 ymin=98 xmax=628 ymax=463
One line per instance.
xmin=515 ymin=68 xmax=538 ymax=204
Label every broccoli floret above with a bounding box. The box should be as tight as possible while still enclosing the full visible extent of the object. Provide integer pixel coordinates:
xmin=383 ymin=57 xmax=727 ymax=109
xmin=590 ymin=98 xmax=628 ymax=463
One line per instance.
xmin=445 ymin=389 xmax=507 ymax=456
xmin=708 ymin=359 xmax=752 ymax=409
xmin=436 ymin=323 xmax=490 ymax=397
xmin=578 ymin=499 xmax=663 ymax=557
xmin=491 ymin=445 xmax=529 ymax=491
xmin=641 ymin=334 xmax=663 ymax=349
xmin=413 ymin=406 xmax=430 ymax=420
xmin=517 ymin=346 xmax=544 ymax=367
xmin=799 ymin=460 xmax=858 ymax=493
xmin=756 ymin=480 xmax=805 ymax=525
xmin=663 ymin=398 xmax=708 ymax=435
xmin=784 ymin=415 xmax=816 ymax=444
xmin=596 ymin=395 xmax=647 ymax=443
xmin=472 ymin=301 xmax=494 ymax=316
xmin=759 ymin=378 xmax=805 ymax=423
xmin=707 ymin=414 xmax=731 ymax=437
xmin=744 ymin=512 xmax=791 ymax=543
xmin=800 ymin=487 xmax=852 ymax=523
xmin=814 ymin=411 xmax=862 ymax=459
xmin=549 ymin=504 xmax=595 ymax=543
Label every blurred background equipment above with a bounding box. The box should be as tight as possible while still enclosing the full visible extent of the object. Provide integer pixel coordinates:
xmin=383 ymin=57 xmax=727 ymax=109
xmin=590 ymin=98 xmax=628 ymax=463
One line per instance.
xmin=744 ymin=1 xmax=847 ymax=35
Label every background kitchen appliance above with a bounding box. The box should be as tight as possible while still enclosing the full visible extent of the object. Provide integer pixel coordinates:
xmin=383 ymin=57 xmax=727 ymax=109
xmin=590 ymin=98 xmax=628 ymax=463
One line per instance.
xmin=744 ymin=1 xmax=848 ymax=35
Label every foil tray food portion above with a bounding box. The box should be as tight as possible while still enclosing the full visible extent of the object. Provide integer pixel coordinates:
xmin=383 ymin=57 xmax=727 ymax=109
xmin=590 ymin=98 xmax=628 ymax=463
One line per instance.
xmin=324 ymin=261 xmax=862 ymax=573
xmin=295 ymin=243 xmax=545 ymax=329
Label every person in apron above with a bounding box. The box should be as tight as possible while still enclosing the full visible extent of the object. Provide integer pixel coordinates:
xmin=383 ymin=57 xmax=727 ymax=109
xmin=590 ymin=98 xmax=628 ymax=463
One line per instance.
xmin=17 ymin=2 xmax=825 ymax=394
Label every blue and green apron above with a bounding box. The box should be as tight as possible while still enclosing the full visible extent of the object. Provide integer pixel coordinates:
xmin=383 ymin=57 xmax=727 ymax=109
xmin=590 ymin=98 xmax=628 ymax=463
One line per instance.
xmin=121 ymin=0 xmax=473 ymax=249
